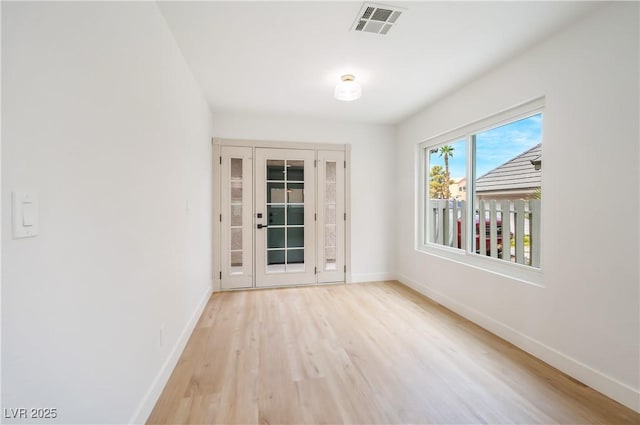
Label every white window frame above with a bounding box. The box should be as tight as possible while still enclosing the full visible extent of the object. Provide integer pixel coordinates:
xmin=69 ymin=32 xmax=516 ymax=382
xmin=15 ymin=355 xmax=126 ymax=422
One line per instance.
xmin=417 ymin=97 xmax=544 ymax=286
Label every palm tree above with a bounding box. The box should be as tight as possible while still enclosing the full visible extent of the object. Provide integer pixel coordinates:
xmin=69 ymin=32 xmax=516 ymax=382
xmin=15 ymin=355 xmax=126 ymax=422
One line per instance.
xmin=439 ymin=145 xmax=455 ymax=199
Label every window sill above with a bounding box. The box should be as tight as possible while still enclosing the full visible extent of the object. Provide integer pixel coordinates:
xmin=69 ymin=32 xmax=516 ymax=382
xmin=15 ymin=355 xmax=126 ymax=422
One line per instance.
xmin=416 ymin=243 xmax=544 ymax=287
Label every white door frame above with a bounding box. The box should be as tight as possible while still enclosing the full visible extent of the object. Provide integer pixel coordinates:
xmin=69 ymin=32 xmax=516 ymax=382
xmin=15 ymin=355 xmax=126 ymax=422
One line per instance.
xmin=212 ymin=138 xmax=351 ymax=291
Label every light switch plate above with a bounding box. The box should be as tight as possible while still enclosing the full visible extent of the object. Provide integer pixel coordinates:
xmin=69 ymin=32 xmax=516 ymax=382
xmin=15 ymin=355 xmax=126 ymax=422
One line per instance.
xmin=12 ymin=191 xmax=39 ymax=239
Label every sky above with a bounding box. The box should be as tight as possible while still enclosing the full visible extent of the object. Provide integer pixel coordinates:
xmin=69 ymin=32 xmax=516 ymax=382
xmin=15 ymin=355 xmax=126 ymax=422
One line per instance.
xmin=429 ymin=113 xmax=542 ymax=180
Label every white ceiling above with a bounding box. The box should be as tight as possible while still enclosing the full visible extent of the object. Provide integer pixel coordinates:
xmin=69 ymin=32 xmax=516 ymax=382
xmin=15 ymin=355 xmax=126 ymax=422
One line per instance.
xmin=158 ymin=1 xmax=599 ymax=125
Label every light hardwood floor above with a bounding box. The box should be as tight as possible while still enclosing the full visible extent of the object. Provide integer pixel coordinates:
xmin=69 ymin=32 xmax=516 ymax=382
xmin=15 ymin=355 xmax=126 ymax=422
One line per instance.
xmin=147 ymin=281 xmax=639 ymax=424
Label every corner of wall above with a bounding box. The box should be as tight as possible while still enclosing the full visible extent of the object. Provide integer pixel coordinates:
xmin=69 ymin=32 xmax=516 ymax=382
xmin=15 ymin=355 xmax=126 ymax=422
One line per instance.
xmin=129 ymin=287 xmax=212 ymax=424
xmin=394 ymin=273 xmax=640 ymax=413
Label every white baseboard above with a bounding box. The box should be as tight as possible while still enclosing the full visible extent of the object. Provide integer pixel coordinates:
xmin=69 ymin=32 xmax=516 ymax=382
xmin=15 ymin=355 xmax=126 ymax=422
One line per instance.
xmin=395 ymin=273 xmax=640 ymax=413
xmin=129 ymin=287 xmax=213 ymax=424
xmin=351 ymin=272 xmax=396 ymax=283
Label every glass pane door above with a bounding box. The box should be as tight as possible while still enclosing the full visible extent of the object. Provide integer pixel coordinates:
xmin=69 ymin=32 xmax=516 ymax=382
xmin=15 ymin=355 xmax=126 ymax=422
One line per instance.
xmin=317 ymin=150 xmax=345 ymax=283
xmin=255 ymin=148 xmax=316 ymax=287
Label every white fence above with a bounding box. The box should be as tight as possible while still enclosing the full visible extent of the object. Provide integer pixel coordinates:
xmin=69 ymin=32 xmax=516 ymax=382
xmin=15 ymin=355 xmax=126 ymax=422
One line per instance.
xmin=429 ymin=199 xmax=541 ymax=267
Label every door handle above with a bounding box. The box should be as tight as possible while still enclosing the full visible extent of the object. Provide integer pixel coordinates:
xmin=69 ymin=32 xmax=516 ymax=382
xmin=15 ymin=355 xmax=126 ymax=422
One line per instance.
xmin=257 ymin=224 xmax=268 ymax=229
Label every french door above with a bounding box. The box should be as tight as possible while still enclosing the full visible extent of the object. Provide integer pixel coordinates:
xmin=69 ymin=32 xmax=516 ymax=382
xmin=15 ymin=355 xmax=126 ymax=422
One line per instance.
xmin=255 ymin=149 xmax=316 ymax=287
xmin=219 ymin=145 xmax=345 ymax=290
xmin=220 ymin=146 xmax=253 ymax=289
xmin=316 ymin=150 xmax=346 ymax=283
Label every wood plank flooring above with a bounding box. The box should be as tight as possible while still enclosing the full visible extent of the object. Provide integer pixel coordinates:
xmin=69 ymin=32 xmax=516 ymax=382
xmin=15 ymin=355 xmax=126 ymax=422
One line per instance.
xmin=147 ymin=281 xmax=639 ymax=424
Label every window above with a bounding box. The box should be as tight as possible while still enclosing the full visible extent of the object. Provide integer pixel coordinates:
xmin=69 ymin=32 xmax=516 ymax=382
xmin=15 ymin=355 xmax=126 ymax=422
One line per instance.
xmin=425 ymin=139 xmax=467 ymax=250
xmin=418 ymin=98 xmax=543 ymax=283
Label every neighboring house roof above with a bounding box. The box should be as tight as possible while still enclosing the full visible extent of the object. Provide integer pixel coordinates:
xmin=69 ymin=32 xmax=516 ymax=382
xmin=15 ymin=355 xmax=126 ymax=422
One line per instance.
xmin=476 ymin=143 xmax=541 ymax=192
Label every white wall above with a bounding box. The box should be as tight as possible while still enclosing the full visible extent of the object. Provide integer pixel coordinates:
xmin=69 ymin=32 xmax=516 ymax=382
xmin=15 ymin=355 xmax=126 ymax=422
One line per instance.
xmin=395 ymin=2 xmax=639 ymax=411
xmin=3 ymin=1 xmax=636 ymax=422
xmin=2 ymin=3 xmax=213 ymax=424
xmin=212 ymin=112 xmax=396 ymax=282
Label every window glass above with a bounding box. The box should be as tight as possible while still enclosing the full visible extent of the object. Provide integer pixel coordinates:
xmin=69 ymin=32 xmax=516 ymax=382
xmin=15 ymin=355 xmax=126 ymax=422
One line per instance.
xmin=474 ymin=113 xmax=542 ymax=266
xmin=420 ymin=101 xmax=543 ymax=276
xmin=426 ymin=139 xmax=467 ymax=250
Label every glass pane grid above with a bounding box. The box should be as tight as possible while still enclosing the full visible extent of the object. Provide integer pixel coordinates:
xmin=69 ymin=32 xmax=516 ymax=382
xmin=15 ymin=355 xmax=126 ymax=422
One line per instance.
xmin=266 ymin=158 xmax=306 ymax=273
xmin=323 ymin=161 xmax=339 ymax=270
xmin=229 ymin=158 xmax=244 ymax=272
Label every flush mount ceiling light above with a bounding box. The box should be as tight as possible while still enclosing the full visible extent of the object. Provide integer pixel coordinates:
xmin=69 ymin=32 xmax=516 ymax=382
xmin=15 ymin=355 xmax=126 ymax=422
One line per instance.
xmin=334 ymin=74 xmax=362 ymax=101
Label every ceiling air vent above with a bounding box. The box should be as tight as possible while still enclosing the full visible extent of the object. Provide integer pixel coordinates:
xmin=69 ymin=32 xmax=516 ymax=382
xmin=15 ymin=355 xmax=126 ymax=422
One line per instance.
xmin=351 ymin=3 xmax=405 ymax=35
